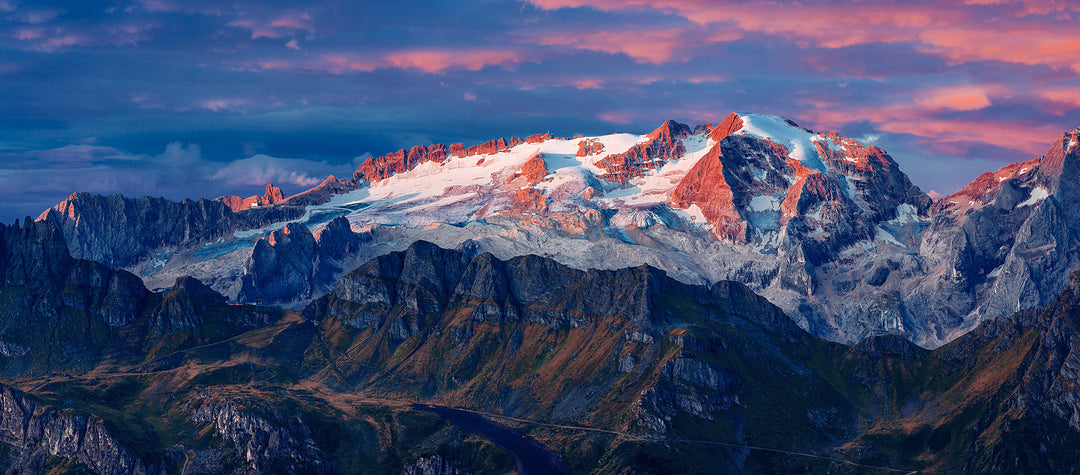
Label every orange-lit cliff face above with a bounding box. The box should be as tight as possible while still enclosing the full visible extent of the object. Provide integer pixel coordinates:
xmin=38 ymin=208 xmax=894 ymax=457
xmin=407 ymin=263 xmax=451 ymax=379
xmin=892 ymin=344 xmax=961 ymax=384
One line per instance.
xmin=217 ymin=183 xmax=285 ymax=212
xmin=342 ymin=112 xmax=929 ymax=245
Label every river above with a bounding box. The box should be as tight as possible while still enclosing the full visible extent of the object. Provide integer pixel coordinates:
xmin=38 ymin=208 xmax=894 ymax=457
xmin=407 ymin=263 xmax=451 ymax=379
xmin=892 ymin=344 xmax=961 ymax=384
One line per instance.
xmin=412 ymin=404 xmax=572 ymax=475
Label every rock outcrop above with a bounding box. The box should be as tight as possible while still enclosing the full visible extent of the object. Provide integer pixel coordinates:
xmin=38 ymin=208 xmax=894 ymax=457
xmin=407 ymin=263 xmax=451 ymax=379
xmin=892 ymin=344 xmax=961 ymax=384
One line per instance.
xmin=281 ymin=175 xmax=359 ymax=207
xmin=37 ymin=192 xmax=304 ymax=268
xmin=0 ymin=219 xmax=276 ymax=375
xmin=0 ymin=385 xmax=157 ymax=475
xmin=239 ymin=222 xmax=318 ymax=304
xmin=189 ymin=397 xmax=326 ymax=473
xmin=239 ymin=217 xmax=374 ymax=305
xmin=402 ymin=454 xmax=467 ymax=475
xmin=594 ymin=120 xmax=692 ymax=183
xmin=912 ymin=127 xmax=1080 ymax=343
xmin=352 ymin=135 xmax=552 ymax=182
xmin=216 ymin=183 xmax=284 ymax=212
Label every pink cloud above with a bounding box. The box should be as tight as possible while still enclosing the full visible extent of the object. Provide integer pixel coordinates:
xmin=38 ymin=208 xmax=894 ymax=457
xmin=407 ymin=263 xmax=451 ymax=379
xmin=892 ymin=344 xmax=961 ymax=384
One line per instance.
xmin=915 ymin=86 xmax=994 ymax=111
xmin=384 ymin=49 xmax=522 ymax=73
xmin=136 ymin=0 xmax=179 ymax=12
xmin=15 ymin=27 xmax=92 ymax=51
xmin=879 ymin=119 xmax=1061 ymax=156
xmin=687 ymin=75 xmax=725 ymax=84
xmin=812 ymin=101 xmax=1061 ymax=157
xmin=253 ymin=50 xmax=524 ymax=75
xmin=270 ymin=13 xmax=312 ymax=29
xmin=598 ymin=111 xmax=634 ymax=123
xmin=200 ymin=99 xmax=246 ymax=111
xmin=532 ymin=28 xmax=695 ymax=64
xmin=38 ymin=35 xmax=90 ymax=50
xmin=320 ymin=54 xmax=379 ymax=73
xmin=250 ymin=55 xmax=378 ymax=74
xmin=1037 ymin=87 xmax=1080 ymax=112
xmin=572 ymin=78 xmax=603 ymax=89
xmin=917 ymin=27 xmax=1080 ymax=71
xmin=13 ymin=20 xmax=156 ymax=51
xmin=14 ymin=29 xmax=44 ymax=41
xmin=229 ymin=12 xmax=315 ymax=40
xmin=527 ymin=1 xmax=1080 ymax=70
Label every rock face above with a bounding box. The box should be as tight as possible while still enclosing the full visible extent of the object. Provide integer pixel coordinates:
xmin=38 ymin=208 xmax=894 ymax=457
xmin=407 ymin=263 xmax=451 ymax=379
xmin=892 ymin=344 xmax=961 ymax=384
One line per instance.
xmin=189 ymin=398 xmax=326 ymax=473
xmin=314 ymin=240 xmax=793 ymax=334
xmin=0 ymin=219 xmax=276 ymax=375
xmin=300 ymin=112 xmax=949 ymax=345
xmin=911 ymin=127 xmax=1080 ymax=343
xmin=839 ymin=269 xmax=1080 ymax=473
xmin=0 ymin=217 xmax=73 ymax=288
xmin=300 ymin=241 xmax=1080 ymax=472
xmin=352 ymin=135 xmax=547 ymax=182
xmin=0 ymin=385 xmax=157 ymax=475
xmin=594 ymin=120 xmax=692 ymax=183
xmin=216 ymin=183 xmax=284 ymax=212
xmin=280 ymin=175 xmax=359 ymax=207
xmin=239 ymin=222 xmax=318 ymax=304
xmin=37 ymin=192 xmax=305 ymax=268
xmin=238 ymin=217 xmax=373 ymax=305
xmin=402 ymin=454 xmax=466 ymax=475
xmin=38 ymin=193 xmax=236 ymax=268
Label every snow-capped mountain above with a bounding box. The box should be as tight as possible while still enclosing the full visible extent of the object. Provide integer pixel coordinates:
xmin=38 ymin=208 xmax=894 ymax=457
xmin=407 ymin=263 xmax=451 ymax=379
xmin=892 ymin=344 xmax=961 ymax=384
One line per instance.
xmin=37 ymin=113 xmax=1080 ymax=348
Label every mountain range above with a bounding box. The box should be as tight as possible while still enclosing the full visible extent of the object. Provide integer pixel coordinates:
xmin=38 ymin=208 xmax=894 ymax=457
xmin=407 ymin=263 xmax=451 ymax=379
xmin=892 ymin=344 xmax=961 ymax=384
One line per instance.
xmin=37 ymin=112 xmax=1080 ymax=348
xmin=3 ymin=112 xmax=1080 ymax=473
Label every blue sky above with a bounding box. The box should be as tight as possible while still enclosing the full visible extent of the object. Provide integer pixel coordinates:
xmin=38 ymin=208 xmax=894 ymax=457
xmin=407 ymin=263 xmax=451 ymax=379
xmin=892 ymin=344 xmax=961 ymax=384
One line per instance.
xmin=2 ymin=0 xmax=1080 ymax=222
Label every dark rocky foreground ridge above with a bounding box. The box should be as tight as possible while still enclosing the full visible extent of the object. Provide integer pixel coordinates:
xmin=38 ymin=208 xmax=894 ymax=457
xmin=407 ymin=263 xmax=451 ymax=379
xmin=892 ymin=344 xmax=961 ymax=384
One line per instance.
xmin=3 ymin=219 xmax=1080 ymax=472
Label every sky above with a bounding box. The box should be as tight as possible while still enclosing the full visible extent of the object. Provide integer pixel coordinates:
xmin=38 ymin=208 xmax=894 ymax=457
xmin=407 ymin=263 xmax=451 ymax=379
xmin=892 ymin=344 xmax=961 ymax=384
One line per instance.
xmin=2 ymin=0 xmax=1080 ymax=223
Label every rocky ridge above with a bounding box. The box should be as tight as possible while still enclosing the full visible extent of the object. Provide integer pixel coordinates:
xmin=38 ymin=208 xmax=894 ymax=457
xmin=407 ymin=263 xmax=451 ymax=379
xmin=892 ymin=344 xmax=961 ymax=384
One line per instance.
xmin=5 ymin=230 xmax=1080 ymax=472
xmin=216 ymin=183 xmax=285 ymax=213
xmin=33 ymin=115 xmax=1080 ymax=349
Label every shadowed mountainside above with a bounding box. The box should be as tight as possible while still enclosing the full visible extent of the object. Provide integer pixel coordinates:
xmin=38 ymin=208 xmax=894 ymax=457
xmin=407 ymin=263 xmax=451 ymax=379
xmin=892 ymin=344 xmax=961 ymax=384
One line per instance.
xmin=4 ymin=225 xmax=1080 ymax=472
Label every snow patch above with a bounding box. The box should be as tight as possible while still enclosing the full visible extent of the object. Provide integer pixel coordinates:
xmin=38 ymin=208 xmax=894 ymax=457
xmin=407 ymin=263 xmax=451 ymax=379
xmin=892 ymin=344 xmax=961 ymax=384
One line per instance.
xmin=681 ymin=132 xmax=711 ymax=155
xmin=736 ymin=113 xmax=827 ymax=173
xmin=746 ymin=195 xmax=782 ymax=232
xmin=874 ymin=226 xmax=903 ymax=246
xmin=843 ymin=176 xmax=859 ymax=201
xmin=683 ymin=203 xmax=708 ymax=225
xmin=891 ymin=203 xmax=921 ymax=225
xmin=748 ymin=195 xmax=780 ymax=212
xmin=1017 ymin=186 xmax=1048 ymax=208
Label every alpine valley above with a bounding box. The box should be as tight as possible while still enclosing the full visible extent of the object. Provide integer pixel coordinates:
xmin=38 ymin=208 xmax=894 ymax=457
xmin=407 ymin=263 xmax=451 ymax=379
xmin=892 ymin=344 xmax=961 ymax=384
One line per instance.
xmin=4 ymin=112 xmax=1080 ymax=473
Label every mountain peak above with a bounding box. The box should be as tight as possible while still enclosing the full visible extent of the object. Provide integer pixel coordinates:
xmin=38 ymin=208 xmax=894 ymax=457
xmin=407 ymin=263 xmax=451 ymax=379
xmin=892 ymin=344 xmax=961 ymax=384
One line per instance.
xmin=708 ymin=112 xmax=744 ymax=142
xmin=216 ymin=182 xmax=284 ymax=212
xmin=647 ymin=119 xmax=693 ymax=141
xmin=593 ymin=119 xmax=693 ymax=183
xmin=1038 ymin=127 xmax=1080 ymax=181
